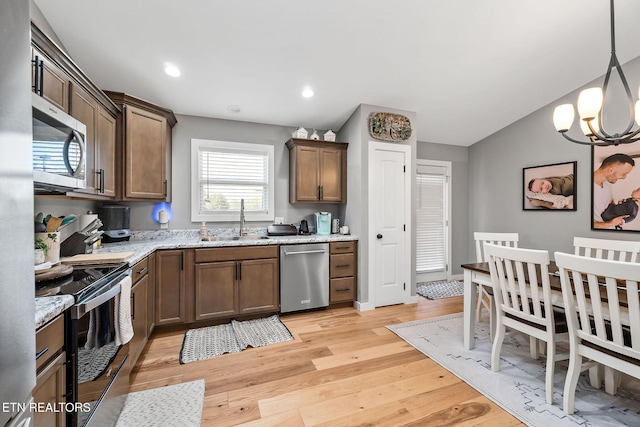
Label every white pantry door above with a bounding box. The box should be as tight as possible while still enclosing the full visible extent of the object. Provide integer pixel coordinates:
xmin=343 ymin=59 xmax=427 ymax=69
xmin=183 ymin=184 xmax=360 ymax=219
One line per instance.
xmin=369 ymin=142 xmax=411 ymax=307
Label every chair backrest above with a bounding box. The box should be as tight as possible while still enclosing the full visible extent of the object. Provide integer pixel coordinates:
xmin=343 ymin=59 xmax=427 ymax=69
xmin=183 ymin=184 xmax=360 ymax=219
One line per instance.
xmin=555 ymin=251 xmax=640 ymax=360
xmin=573 ymin=236 xmax=640 ymax=262
xmin=474 ymin=232 xmax=519 ymax=263
xmin=484 ymin=243 xmax=553 ymax=328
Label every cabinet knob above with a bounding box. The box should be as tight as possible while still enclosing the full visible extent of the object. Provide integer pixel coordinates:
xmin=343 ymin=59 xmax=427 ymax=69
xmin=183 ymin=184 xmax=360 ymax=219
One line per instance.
xmin=376 ymin=234 xmax=383 ymax=239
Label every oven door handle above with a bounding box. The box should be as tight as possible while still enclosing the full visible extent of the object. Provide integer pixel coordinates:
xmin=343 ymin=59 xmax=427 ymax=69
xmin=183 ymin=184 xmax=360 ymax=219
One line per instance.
xmin=72 ymin=281 xmax=122 ymax=320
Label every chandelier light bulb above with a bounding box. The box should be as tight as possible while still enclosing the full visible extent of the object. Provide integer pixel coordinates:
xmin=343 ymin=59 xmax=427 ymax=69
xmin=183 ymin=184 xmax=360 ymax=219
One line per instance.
xmin=577 ymin=87 xmax=603 ymax=120
xmin=580 ymin=117 xmax=600 ymax=137
xmin=553 ymin=104 xmax=575 ymax=132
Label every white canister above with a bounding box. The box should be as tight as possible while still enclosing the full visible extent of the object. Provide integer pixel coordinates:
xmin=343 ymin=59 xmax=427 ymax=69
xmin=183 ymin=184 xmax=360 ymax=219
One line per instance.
xmin=35 ymin=232 xmax=60 ymax=263
xmin=339 ymin=226 xmax=349 ymax=235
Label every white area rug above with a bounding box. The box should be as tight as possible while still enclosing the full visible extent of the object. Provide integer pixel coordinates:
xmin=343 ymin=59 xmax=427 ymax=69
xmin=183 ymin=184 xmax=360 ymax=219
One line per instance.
xmin=416 ymin=280 xmax=464 ymax=300
xmin=116 ymin=380 xmax=205 ymax=427
xmin=387 ymin=313 xmax=640 ymax=426
xmin=180 ymin=315 xmax=293 ymax=364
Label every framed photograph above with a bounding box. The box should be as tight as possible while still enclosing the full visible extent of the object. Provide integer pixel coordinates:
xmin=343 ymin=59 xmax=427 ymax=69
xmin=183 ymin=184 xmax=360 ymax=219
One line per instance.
xmin=592 ymin=144 xmax=640 ymax=232
xmin=523 ymin=161 xmax=576 ymax=210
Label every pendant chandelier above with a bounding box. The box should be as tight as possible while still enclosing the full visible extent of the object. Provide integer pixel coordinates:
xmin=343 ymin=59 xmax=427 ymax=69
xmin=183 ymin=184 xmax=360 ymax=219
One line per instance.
xmin=553 ymin=0 xmax=640 ymax=146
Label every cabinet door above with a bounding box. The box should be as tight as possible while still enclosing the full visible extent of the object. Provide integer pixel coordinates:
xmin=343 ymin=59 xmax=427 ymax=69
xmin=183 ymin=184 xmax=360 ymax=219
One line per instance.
xmin=96 ymin=106 xmax=116 ymax=197
xmin=33 ymin=352 xmax=66 ymax=427
xmin=238 ymin=258 xmax=279 ymax=315
xmin=124 ymin=105 xmax=167 ymax=200
xmin=69 ymin=83 xmax=97 ymax=194
xmin=194 ymin=261 xmax=237 ymax=320
xmin=129 ymin=276 xmax=148 ymax=369
xmin=32 ymin=48 xmax=69 ymax=111
xmin=319 ymin=148 xmax=344 ymax=202
xmin=155 ymin=250 xmax=186 ymax=326
xmin=294 ymin=146 xmax=320 ymax=201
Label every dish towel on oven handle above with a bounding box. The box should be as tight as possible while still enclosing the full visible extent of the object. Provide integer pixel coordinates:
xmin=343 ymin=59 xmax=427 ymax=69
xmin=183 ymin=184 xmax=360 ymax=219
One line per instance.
xmin=114 ymin=275 xmax=134 ymax=346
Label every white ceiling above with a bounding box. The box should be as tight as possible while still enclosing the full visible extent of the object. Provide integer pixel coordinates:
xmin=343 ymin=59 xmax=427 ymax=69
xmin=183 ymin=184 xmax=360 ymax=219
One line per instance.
xmin=34 ymin=0 xmax=640 ymax=146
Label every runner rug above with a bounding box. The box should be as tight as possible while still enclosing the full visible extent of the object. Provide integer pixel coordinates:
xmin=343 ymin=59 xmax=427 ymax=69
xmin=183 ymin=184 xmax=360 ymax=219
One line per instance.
xmin=416 ymin=280 xmax=464 ymax=300
xmin=116 ymin=380 xmax=205 ymax=427
xmin=387 ymin=313 xmax=640 ymax=426
xmin=179 ymin=314 xmax=293 ymax=364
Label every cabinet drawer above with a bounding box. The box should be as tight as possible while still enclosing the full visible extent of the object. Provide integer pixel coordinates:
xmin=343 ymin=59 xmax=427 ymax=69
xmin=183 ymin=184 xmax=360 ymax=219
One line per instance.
xmin=195 ymin=245 xmax=278 ymax=263
xmin=330 ymin=253 xmax=355 ymax=278
xmin=131 ymin=257 xmax=149 ymax=285
xmin=35 ymin=315 xmax=64 ymax=372
xmin=330 ymin=241 xmax=356 ymax=254
xmin=330 ymin=277 xmax=355 ymax=303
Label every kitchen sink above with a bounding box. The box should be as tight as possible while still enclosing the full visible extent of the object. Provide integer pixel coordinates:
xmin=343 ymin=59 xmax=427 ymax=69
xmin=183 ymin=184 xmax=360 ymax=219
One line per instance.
xmin=200 ymin=235 xmax=269 ymax=242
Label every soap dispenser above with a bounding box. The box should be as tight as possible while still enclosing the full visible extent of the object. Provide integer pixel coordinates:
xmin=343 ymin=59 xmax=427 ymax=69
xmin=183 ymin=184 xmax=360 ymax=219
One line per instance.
xmin=199 ymin=222 xmax=208 ymax=239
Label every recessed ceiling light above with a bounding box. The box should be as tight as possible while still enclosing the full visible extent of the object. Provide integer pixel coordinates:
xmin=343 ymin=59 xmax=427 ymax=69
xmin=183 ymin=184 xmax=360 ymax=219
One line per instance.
xmin=227 ymin=105 xmax=241 ymax=113
xmin=302 ymin=86 xmax=314 ymax=98
xmin=162 ymin=62 xmax=181 ymax=77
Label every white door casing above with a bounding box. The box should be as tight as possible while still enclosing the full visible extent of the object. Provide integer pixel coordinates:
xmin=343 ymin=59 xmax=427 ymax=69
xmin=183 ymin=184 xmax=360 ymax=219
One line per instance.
xmin=368 ymin=141 xmax=411 ymax=307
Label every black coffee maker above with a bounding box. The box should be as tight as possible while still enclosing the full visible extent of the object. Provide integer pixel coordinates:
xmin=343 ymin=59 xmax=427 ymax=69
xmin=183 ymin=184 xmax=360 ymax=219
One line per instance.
xmin=98 ymin=204 xmax=131 ymax=242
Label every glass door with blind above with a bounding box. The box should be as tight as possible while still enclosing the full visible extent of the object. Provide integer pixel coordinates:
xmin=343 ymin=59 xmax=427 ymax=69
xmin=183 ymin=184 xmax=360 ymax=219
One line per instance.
xmin=416 ymin=160 xmax=451 ymax=283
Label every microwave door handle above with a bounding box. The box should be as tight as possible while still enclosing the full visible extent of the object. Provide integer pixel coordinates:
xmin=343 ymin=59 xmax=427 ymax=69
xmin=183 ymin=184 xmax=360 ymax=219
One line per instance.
xmin=63 ymin=130 xmax=85 ymax=177
xmin=72 ymin=282 xmax=121 ymax=320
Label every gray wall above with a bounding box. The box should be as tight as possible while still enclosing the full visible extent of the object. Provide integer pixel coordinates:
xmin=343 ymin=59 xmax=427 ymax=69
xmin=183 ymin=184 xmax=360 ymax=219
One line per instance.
xmin=469 ymin=55 xmax=640 ymax=260
xmin=341 ymin=104 xmax=417 ymax=306
xmin=416 ymin=141 xmax=469 ymax=275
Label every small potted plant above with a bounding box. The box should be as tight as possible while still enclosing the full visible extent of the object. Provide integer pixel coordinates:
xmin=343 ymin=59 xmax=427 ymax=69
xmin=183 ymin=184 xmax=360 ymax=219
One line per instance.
xmin=34 ymin=237 xmax=48 ymax=265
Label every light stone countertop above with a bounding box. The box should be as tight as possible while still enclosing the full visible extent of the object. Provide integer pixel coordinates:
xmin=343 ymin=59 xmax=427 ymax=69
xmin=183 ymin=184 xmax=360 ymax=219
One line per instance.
xmin=92 ymin=233 xmax=359 ymax=267
xmin=34 ymin=232 xmax=358 ymax=328
xmin=35 ymin=295 xmax=74 ymax=330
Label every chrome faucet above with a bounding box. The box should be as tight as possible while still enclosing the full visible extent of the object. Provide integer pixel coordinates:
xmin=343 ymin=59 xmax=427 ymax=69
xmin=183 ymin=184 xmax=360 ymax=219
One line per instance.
xmin=239 ymin=198 xmax=246 ymax=236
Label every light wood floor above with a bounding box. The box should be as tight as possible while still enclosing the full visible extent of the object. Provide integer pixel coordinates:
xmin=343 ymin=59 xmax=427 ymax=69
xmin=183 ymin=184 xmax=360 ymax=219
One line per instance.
xmin=130 ymin=296 xmax=524 ymax=426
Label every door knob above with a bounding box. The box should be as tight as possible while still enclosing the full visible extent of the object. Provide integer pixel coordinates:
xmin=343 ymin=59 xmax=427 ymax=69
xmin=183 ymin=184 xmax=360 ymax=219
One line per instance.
xmin=376 ymin=234 xmax=383 ymax=239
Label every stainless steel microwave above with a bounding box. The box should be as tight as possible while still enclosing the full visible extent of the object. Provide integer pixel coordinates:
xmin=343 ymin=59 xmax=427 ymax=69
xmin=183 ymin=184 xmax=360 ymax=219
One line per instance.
xmin=32 ymin=93 xmax=86 ymax=191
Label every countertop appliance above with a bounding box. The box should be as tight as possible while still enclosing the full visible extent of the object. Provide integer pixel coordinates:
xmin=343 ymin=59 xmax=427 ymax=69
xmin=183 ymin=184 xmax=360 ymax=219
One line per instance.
xmin=2 ymin=2 xmax=36 ymax=425
xmin=98 ymin=204 xmax=131 ymax=242
xmin=280 ymin=243 xmax=329 ymax=313
xmin=32 ymin=93 xmax=86 ymax=193
xmin=299 ymin=220 xmax=309 ymax=234
xmin=314 ymin=212 xmax=331 ymax=235
xmin=267 ymin=224 xmax=298 ymax=236
xmin=36 ymin=262 xmax=131 ymax=427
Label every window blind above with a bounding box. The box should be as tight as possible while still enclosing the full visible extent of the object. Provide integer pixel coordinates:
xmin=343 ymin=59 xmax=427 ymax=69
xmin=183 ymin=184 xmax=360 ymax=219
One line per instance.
xmin=416 ymin=166 xmax=447 ymax=273
xmin=198 ymin=147 xmax=269 ymax=215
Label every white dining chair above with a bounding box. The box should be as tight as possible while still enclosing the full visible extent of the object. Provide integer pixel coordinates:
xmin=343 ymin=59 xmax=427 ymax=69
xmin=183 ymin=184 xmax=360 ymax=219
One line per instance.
xmin=573 ymin=236 xmax=640 ymax=262
xmin=572 ymin=236 xmax=640 ymax=391
xmin=555 ymin=252 xmax=640 ymax=414
xmin=485 ymin=243 xmax=568 ymax=405
xmin=473 ymin=232 xmax=519 ymax=341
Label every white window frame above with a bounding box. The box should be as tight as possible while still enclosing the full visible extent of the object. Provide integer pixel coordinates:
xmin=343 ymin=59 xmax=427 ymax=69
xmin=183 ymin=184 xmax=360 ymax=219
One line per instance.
xmin=190 ymin=138 xmax=275 ymax=222
xmin=416 ymin=159 xmax=452 ymax=283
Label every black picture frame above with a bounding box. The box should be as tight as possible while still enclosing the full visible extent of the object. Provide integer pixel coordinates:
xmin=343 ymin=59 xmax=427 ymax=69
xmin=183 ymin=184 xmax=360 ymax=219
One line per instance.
xmin=523 ymin=161 xmax=577 ymax=211
xmin=591 ymin=145 xmax=640 ymax=232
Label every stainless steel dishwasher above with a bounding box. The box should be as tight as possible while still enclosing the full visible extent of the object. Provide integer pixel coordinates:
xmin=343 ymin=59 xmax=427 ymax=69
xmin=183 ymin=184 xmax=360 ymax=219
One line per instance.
xmin=280 ymin=243 xmax=329 ymax=313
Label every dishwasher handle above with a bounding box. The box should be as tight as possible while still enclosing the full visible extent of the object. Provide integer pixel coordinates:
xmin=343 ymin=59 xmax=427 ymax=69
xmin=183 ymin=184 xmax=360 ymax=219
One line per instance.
xmin=283 ymin=249 xmax=327 ymax=256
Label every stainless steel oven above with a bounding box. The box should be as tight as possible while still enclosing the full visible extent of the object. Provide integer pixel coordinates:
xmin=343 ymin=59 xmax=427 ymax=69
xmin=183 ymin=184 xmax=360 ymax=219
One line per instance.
xmin=36 ymin=263 xmax=131 ymax=427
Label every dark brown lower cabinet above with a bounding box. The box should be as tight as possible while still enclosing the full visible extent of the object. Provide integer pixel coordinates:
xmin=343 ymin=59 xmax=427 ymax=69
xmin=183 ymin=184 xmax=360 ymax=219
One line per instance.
xmin=34 ymin=315 xmax=66 ymax=427
xmin=155 ymin=250 xmax=190 ymax=326
xmin=193 ymin=246 xmax=279 ymax=322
